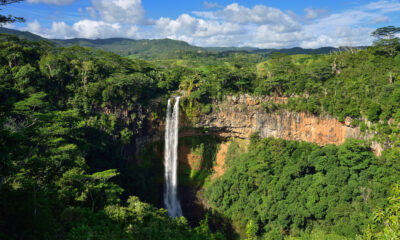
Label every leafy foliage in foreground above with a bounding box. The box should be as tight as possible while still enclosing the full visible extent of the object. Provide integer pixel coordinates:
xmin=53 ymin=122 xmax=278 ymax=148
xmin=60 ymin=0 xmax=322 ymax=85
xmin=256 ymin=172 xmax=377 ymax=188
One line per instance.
xmin=205 ymin=137 xmax=398 ymax=239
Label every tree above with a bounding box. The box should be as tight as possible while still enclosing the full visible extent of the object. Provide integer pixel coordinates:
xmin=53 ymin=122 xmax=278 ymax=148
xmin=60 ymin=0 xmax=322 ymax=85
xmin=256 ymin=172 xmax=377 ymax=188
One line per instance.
xmin=266 ymin=53 xmax=295 ymax=95
xmin=245 ymin=220 xmax=257 ymax=240
xmin=367 ymin=103 xmax=382 ymax=122
xmin=0 ymin=0 xmax=25 ymax=25
xmin=371 ymin=26 xmax=400 ymax=56
xmin=359 ymin=184 xmax=400 ymax=239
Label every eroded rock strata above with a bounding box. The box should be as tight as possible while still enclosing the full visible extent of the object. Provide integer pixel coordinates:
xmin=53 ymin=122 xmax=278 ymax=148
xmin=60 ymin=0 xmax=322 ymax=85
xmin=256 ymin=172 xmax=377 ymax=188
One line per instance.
xmin=137 ymin=94 xmax=381 ymax=156
xmin=189 ymin=95 xmax=380 ymax=155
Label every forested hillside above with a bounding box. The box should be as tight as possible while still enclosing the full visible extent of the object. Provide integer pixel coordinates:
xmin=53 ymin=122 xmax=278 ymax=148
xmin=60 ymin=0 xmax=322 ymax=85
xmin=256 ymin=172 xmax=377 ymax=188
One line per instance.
xmin=0 ymin=34 xmax=224 ymax=239
xmin=1 ymin=24 xmax=400 ymax=240
xmin=205 ymin=137 xmax=397 ymax=239
xmin=0 ymin=27 xmax=342 ymax=61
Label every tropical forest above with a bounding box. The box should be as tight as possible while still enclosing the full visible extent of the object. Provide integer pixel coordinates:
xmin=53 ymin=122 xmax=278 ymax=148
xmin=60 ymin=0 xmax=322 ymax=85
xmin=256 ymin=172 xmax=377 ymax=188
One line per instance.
xmin=1 ymin=0 xmax=400 ymax=239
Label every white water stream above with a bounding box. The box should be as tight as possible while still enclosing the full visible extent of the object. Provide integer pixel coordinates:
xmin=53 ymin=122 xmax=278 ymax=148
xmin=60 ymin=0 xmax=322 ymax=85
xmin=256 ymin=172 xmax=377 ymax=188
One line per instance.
xmin=163 ymin=97 xmax=182 ymax=218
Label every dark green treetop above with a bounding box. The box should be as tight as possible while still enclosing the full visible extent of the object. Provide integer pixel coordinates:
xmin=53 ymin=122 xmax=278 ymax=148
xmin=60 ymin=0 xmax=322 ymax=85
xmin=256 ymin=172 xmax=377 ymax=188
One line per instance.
xmin=371 ymin=26 xmax=400 ymax=56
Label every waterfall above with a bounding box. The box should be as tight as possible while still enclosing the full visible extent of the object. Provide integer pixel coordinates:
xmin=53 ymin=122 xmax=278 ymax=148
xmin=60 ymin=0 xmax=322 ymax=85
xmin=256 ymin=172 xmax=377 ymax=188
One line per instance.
xmin=163 ymin=96 xmax=182 ymax=218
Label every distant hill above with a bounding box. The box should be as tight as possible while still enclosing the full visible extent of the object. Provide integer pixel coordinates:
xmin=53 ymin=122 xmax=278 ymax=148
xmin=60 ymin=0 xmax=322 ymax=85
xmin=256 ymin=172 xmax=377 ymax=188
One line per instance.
xmin=204 ymin=46 xmax=338 ymax=55
xmin=251 ymin=46 xmax=338 ymax=55
xmin=0 ymin=27 xmax=360 ymax=59
xmin=0 ymin=27 xmax=204 ymax=59
xmin=205 ymin=46 xmax=259 ymax=52
xmin=0 ymin=27 xmax=47 ymax=41
xmin=52 ymin=38 xmax=204 ymax=59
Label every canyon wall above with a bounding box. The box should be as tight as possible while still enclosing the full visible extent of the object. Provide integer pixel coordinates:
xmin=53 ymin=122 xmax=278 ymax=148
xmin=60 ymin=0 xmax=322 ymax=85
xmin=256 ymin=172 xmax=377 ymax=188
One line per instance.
xmin=187 ymin=95 xmax=381 ymax=155
xmin=135 ymin=94 xmax=381 ymax=156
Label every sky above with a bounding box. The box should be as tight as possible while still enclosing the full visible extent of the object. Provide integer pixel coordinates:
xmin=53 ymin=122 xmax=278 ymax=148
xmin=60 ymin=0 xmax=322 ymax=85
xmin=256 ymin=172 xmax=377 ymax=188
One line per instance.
xmin=1 ymin=0 xmax=400 ymax=48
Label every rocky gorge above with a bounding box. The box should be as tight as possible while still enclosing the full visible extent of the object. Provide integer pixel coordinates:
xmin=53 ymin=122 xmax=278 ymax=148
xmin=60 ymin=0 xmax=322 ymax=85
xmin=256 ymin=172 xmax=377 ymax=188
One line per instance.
xmin=130 ymin=94 xmax=383 ymax=226
xmin=136 ymin=94 xmax=381 ymax=163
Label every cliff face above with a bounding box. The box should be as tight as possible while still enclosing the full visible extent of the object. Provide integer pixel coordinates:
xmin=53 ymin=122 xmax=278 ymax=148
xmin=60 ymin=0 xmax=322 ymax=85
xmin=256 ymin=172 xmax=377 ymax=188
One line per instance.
xmin=135 ymin=94 xmax=381 ymax=156
xmin=187 ymin=95 xmax=380 ymax=154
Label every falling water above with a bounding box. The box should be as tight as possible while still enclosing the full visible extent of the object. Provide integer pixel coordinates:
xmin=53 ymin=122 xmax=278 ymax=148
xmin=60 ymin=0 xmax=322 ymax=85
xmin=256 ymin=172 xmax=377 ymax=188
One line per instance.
xmin=164 ymin=97 xmax=182 ymax=218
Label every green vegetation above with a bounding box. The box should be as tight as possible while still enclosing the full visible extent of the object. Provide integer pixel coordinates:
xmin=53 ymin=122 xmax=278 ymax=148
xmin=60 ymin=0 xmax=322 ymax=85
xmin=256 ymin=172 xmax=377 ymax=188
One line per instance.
xmin=205 ymin=137 xmax=398 ymax=239
xmin=0 ymin=34 xmax=223 ymax=239
xmin=178 ymin=48 xmax=400 ymax=125
xmin=179 ymin=136 xmax=222 ymax=187
xmin=371 ymin=26 xmax=400 ymax=57
xmin=0 ymin=27 xmax=340 ymax=62
xmin=1 ymin=25 xmax=400 ymax=240
xmin=357 ymin=183 xmax=400 ymax=240
xmin=54 ymin=38 xmax=204 ymax=60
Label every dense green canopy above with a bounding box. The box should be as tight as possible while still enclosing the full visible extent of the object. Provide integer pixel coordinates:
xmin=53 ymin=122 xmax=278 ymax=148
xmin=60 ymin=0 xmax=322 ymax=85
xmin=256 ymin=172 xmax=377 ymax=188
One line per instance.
xmin=0 ymin=25 xmax=400 ymax=239
xmin=0 ymin=34 xmax=224 ymax=239
xmin=205 ymin=137 xmax=398 ymax=239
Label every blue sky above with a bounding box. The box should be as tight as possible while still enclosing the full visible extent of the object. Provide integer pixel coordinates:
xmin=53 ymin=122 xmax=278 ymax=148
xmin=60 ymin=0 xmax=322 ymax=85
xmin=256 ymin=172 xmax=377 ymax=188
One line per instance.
xmin=2 ymin=0 xmax=400 ymax=48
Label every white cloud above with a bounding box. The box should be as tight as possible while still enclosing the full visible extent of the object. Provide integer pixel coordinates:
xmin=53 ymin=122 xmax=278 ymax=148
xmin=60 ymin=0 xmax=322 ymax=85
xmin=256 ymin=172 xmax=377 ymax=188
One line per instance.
xmin=301 ymin=9 xmax=381 ymax=47
xmin=20 ymin=1 xmax=400 ymax=48
xmin=86 ymin=7 xmax=97 ymax=19
xmin=253 ymin=25 xmax=311 ymax=48
xmin=24 ymin=19 xmax=140 ymax=39
xmin=365 ymin=0 xmax=400 ymax=13
xmin=72 ymin=19 xmax=122 ymax=38
xmin=26 ymin=20 xmax=44 ymax=34
xmin=2 ymin=23 xmax=15 ymax=29
xmin=195 ymin=3 xmax=300 ymax=32
xmin=156 ymin=14 xmax=242 ymax=37
xmin=50 ymin=21 xmax=76 ymax=38
xmin=300 ymin=35 xmax=335 ymax=49
xmin=24 ymin=20 xmax=73 ymax=38
xmin=92 ymin=0 xmax=145 ymax=24
xmin=155 ymin=3 xmax=308 ymax=47
xmin=204 ymin=1 xmax=222 ymax=9
xmin=370 ymin=15 xmax=390 ymax=24
xmin=27 ymin=0 xmax=75 ymax=5
xmin=155 ymin=14 xmax=243 ymax=46
xmin=127 ymin=26 xmax=140 ymax=38
xmin=304 ymin=7 xmax=327 ymax=20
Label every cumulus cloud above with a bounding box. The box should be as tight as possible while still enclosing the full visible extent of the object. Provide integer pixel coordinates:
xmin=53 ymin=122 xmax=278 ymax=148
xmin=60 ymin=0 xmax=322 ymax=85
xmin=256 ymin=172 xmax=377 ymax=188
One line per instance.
xmin=127 ymin=26 xmax=140 ymax=38
xmin=72 ymin=20 xmax=122 ymax=38
xmin=156 ymin=14 xmax=242 ymax=38
xmin=27 ymin=0 xmax=75 ymax=5
xmin=195 ymin=3 xmax=300 ymax=32
xmin=154 ymin=14 xmax=244 ymax=46
xmin=253 ymin=25 xmax=312 ymax=48
xmin=19 ymin=1 xmax=400 ymax=48
xmin=50 ymin=21 xmax=76 ymax=38
xmin=24 ymin=19 xmax=140 ymax=39
xmin=158 ymin=3 xmax=306 ymax=47
xmin=92 ymin=0 xmax=145 ymax=24
xmin=26 ymin=20 xmax=44 ymax=34
xmin=300 ymin=9 xmax=382 ymax=48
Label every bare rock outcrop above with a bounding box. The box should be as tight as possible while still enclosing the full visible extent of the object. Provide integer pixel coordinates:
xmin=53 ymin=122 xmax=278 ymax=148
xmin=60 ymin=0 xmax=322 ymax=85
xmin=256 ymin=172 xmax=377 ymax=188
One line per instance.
xmin=190 ymin=95 xmax=380 ymax=154
xmin=135 ymin=94 xmax=381 ymax=156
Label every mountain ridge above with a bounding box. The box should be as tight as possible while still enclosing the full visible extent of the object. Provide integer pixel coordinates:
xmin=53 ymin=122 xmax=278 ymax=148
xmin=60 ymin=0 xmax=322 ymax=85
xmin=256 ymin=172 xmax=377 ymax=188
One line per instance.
xmin=0 ymin=27 xmax=361 ymax=59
